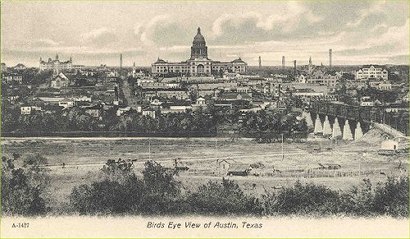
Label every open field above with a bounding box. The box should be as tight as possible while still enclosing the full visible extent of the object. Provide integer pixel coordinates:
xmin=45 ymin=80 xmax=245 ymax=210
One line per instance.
xmin=2 ymin=129 xmax=407 ymax=210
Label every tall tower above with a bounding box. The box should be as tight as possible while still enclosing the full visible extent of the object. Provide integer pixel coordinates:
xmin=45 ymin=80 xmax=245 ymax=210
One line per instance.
xmin=258 ymin=56 xmax=262 ymax=68
xmin=282 ymin=56 xmax=285 ymax=68
xmin=293 ymin=60 xmax=297 ymax=76
xmin=308 ymin=56 xmax=312 ymax=74
xmin=329 ymin=49 xmax=332 ymax=68
xmin=120 ymin=54 xmax=123 ymax=69
xmin=190 ymin=27 xmax=208 ymax=59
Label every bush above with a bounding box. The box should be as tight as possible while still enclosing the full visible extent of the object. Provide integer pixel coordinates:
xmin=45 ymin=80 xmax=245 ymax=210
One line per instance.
xmin=70 ymin=160 xmax=180 ymax=215
xmin=187 ymin=179 xmax=262 ymax=215
xmin=339 ymin=179 xmax=374 ymax=216
xmin=70 ymin=178 xmax=144 ymax=215
xmin=267 ymin=181 xmax=341 ymax=215
xmin=1 ymin=156 xmax=50 ymax=216
xmin=373 ymin=177 xmax=408 ymax=217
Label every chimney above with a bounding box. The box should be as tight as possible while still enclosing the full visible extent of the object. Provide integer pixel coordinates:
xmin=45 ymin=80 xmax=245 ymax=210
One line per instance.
xmin=282 ymin=56 xmax=285 ymax=68
xmin=120 ymin=54 xmax=123 ymax=69
xmin=258 ymin=56 xmax=262 ymax=69
xmin=293 ymin=60 xmax=297 ymax=76
xmin=329 ymin=49 xmax=332 ymax=68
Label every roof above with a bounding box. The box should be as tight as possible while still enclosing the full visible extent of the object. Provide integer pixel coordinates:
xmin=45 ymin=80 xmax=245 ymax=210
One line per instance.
xmin=193 ymin=27 xmax=205 ymax=43
xmin=219 ymin=92 xmax=252 ymax=101
xmin=231 ymin=57 xmax=246 ymax=64
xmin=53 ymin=72 xmax=69 ymax=80
xmin=154 ymin=58 xmax=167 ymax=64
xmin=228 ymin=164 xmax=252 ymax=172
xmin=217 ymin=159 xmax=234 ymax=164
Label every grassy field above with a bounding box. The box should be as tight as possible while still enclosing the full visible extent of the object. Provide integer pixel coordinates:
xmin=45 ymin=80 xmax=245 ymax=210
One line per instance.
xmin=2 ymin=129 xmax=407 ymax=210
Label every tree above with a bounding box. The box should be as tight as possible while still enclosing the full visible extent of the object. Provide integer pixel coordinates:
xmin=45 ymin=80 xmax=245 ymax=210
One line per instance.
xmin=1 ymin=155 xmax=50 ymax=216
xmin=372 ymin=177 xmax=408 ymax=217
xmin=187 ymin=179 xmax=262 ymax=215
xmin=269 ymin=181 xmax=341 ymax=215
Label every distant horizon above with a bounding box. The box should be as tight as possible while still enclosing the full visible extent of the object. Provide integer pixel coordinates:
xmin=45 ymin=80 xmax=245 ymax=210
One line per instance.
xmin=2 ymin=59 xmax=408 ymax=69
xmin=2 ymin=1 xmax=409 ymax=67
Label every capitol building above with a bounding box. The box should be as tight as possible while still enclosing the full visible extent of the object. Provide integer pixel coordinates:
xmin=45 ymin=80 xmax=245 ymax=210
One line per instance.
xmin=151 ymin=27 xmax=247 ymax=76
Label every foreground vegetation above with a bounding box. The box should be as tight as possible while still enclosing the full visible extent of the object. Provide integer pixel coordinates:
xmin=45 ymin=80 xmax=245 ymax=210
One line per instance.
xmin=2 ymin=155 xmax=408 ymax=217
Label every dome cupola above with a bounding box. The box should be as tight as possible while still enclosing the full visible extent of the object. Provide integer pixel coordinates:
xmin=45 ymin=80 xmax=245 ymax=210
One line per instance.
xmin=191 ymin=27 xmax=208 ymax=59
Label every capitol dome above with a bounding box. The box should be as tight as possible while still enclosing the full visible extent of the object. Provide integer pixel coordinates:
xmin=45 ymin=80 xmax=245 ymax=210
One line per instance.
xmin=193 ymin=27 xmax=205 ymax=43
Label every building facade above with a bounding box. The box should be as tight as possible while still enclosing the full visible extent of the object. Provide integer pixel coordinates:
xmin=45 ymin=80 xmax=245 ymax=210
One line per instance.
xmin=152 ymin=28 xmax=247 ymax=76
xmin=39 ymin=54 xmax=73 ymax=71
xmin=356 ymin=65 xmax=388 ymax=80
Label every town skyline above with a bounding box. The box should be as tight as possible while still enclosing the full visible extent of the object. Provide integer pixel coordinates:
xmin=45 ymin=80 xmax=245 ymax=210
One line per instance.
xmin=1 ymin=1 xmax=409 ymax=67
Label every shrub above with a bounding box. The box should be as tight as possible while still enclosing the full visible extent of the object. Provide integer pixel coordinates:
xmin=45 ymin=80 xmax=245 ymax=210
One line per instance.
xmin=70 ymin=175 xmax=145 ymax=215
xmin=187 ymin=179 xmax=262 ymax=215
xmin=1 ymin=157 xmax=49 ymax=216
xmin=339 ymin=178 xmax=375 ymax=216
xmin=373 ymin=177 xmax=408 ymax=217
xmin=267 ymin=181 xmax=341 ymax=215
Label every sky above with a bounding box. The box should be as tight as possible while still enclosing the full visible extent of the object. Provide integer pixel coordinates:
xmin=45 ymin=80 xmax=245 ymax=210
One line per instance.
xmin=1 ymin=0 xmax=409 ymax=67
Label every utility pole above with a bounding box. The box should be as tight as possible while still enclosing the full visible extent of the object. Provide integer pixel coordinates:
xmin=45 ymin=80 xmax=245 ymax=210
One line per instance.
xmin=148 ymin=139 xmax=151 ymax=160
xmin=281 ymin=133 xmax=284 ymax=160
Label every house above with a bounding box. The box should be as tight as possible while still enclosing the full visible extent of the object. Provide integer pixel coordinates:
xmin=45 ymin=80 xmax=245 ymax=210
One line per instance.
xmin=195 ymin=97 xmax=206 ymax=106
xmin=142 ymin=108 xmax=156 ymax=119
xmin=377 ymin=81 xmax=392 ymax=91
xmin=380 ymin=139 xmax=399 ymax=151
xmin=74 ymin=96 xmax=92 ymax=103
xmin=192 ymin=97 xmax=207 ymax=110
xmin=20 ymin=106 xmax=32 ymax=115
xmin=20 ymin=106 xmax=42 ymax=115
xmin=360 ymin=96 xmax=375 ymax=107
xmin=2 ymin=73 xmax=23 ymax=84
xmin=38 ymin=97 xmax=65 ymax=105
xmin=161 ymin=105 xmax=192 ymax=114
xmin=50 ymin=73 xmax=70 ymax=89
xmin=227 ymin=164 xmax=252 ymax=176
xmin=156 ymin=89 xmax=190 ymax=100
xmin=116 ymin=106 xmax=131 ymax=116
xmin=150 ymin=98 xmax=163 ymax=107
xmin=216 ymin=159 xmax=235 ymax=171
xmin=83 ymin=104 xmax=102 ymax=118
xmin=218 ymin=92 xmax=252 ymax=102
xmin=58 ymin=99 xmax=75 ymax=108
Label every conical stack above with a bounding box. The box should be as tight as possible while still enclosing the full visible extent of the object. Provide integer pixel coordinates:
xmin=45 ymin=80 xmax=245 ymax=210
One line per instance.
xmin=323 ymin=116 xmax=332 ymax=136
xmin=332 ymin=118 xmax=342 ymax=138
xmin=302 ymin=111 xmax=314 ymax=128
xmin=306 ymin=112 xmax=314 ymax=128
xmin=355 ymin=122 xmax=363 ymax=141
xmin=314 ymin=116 xmax=323 ymax=134
xmin=342 ymin=120 xmax=353 ymax=140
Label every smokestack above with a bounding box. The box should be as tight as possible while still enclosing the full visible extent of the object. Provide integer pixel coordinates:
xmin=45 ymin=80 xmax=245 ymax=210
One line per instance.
xmin=293 ymin=60 xmax=297 ymax=76
xmin=329 ymin=49 xmax=332 ymax=68
xmin=120 ymin=53 xmax=123 ymax=69
xmin=282 ymin=56 xmax=285 ymax=68
xmin=258 ymin=56 xmax=262 ymax=69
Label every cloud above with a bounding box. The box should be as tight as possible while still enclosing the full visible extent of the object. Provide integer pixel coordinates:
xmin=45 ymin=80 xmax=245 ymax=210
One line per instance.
xmin=31 ymin=39 xmax=61 ymax=47
xmin=346 ymin=1 xmax=386 ymax=28
xmin=80 ymin=27 xmax=117 ymax=47
xmin=133 ymin=15 xmax=172 ymax=46
xmin=210 ymin=2 xmax=322 ymax=40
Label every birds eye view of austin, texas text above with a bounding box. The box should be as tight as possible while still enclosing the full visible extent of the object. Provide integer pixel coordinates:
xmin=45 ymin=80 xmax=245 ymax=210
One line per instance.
xmin=1 ymin=0 xmax=409 ymax=238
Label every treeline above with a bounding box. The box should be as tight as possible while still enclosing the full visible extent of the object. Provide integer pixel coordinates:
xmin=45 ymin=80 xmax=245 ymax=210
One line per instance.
xmin=2 ymin=107 xmax=217 ymax=136
xmin=2 ymin=156 xmax=408 ymax=217
xmin=238 ymin=110 xmax=309 ymax=141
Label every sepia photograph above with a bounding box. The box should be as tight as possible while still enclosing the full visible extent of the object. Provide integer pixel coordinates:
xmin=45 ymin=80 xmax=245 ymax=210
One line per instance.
xmin=1 ymin=0 xmax=409 ymax=238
